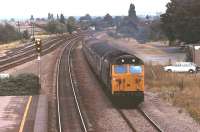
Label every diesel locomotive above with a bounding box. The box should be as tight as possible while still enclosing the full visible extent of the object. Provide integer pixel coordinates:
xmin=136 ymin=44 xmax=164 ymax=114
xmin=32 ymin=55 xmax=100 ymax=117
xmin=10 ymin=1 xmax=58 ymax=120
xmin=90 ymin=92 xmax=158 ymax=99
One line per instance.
xmin=82 ymin=38 xmax=144 ymax=104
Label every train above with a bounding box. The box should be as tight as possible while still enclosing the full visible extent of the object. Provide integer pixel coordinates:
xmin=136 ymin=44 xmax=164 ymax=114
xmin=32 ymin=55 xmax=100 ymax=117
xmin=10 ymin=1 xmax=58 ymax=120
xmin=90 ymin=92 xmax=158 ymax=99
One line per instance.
xmin=82 ymin=38 xmax=144 ymax=105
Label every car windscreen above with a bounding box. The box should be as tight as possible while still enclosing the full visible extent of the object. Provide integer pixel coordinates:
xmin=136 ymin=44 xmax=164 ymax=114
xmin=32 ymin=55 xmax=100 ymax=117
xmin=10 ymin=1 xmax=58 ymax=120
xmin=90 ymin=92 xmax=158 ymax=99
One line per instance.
xmin=130 ymin=65 xmax=142 ymax=74
xmin=114 ymin=65 xmax=127 ymax=74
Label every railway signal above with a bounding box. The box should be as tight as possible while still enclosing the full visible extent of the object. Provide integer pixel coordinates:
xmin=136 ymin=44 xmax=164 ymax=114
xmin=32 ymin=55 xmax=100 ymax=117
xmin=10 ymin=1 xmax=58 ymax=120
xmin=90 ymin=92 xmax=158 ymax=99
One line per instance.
xmin=34 ymin=38 xmax=42 ymax=85
xmin=34 ymin=38 xmax=42 ymax=53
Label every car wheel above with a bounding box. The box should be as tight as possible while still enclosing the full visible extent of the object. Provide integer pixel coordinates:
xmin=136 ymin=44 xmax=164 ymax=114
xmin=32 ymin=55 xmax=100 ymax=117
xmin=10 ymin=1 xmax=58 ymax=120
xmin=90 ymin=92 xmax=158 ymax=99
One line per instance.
xmin=189 ymin=69 xmax=194 ymax=73
xmin=167 ymin=69 xmax=172 ymax=72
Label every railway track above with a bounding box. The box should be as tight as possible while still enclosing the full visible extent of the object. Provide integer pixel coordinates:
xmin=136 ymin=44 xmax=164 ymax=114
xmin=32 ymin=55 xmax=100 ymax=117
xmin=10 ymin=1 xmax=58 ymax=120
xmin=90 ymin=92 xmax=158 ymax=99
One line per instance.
xmin=117 ymin=109 xmax=137 ymax=132
xmin=0 ymin=39 xmax=65 ymax=72
xmin=63 ymin=40 xmax=163 ymax=131
xmin=0 ymin=39 xmax=62 ymax=64
xmin=0 ymin=37 xmax=54 ymax=60
xmin=137 ymin=108 xmax=163 ymax=132
xmin=115 ymin=107 xmax=163 ymax=132
xmin=0 ymin=34 xmax=81 ymax=72
xmin=56 ymin=37 xmax=88 ymax=132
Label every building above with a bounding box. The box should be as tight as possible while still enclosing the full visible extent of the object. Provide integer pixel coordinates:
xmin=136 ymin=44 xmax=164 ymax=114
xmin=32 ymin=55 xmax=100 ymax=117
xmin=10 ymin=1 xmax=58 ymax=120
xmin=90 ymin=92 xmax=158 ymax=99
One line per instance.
xmin=193 ymin=46 xmax=200 ymax=66
xmin=187 ymin=45 xmax=200 ymax=66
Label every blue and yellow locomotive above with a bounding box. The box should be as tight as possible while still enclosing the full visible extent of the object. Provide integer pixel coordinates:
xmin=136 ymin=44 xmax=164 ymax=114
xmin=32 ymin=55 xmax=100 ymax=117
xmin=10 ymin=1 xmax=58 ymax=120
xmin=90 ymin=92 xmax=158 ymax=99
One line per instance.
xmin=83 ymin=39 xmax=144 ymax=104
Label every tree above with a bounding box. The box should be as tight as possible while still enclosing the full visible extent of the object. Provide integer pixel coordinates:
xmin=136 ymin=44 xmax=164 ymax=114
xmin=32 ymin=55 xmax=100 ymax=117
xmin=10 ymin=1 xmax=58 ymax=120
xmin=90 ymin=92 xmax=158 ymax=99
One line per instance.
xmin=104 ymin=13 xmax=112 ymax=22
xmin=161 ymin=0 xmax=200 ymax=44
xmin=79 ymin=14 xmax=92 ymax=22
xmin=57 ymin=14 xmax=60 ymax=20
xmin=48 ymin=13 xmax=51 ymax=20
xmin=48 ymin=13 xmax=54 ymax=21
xmin=103 ymin=13 xmax=114 ymax=27
xmin=23 ymin=30 xmax=29 ymax=39
xmin=149 ymin=19 xmax=166 ymax=41
xmin=128 ymin=3 xmax=137 ymax=19
xmin=0 ymin=23 xmax=20 ymax=43
xmin=79 ymin=14 xmax=92 ymax=30
xmin=46 ymin=21 xmax=57 ymax=33
xmin=67 ymin=16 xmax=76 ymax=34
xmin=45 ymin=21 xmax=67 ymax=33
xmin=30 ymin=15 xmax=34 ymax=21
xmin=60 ymin=14 xmax=65 ymax=24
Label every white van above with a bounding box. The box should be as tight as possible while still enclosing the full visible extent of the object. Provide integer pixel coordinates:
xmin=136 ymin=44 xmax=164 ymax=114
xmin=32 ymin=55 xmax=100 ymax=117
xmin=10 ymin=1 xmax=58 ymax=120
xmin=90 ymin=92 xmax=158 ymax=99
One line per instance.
xmin=164 ymin=62 xmax=198 ymax=73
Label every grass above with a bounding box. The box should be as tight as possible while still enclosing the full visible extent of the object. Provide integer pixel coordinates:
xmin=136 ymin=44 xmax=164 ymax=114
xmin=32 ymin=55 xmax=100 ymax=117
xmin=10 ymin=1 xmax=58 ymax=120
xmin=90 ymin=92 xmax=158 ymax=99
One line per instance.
xmin=0 ymin=40 xmax=23 ymax=51
xmin=145 ymin=64 xmax=200 ymax=122
xmin=0 ymin=73 xmax=40 ymax=96
xmin=0 ymin=34 xmax=51 ymax=54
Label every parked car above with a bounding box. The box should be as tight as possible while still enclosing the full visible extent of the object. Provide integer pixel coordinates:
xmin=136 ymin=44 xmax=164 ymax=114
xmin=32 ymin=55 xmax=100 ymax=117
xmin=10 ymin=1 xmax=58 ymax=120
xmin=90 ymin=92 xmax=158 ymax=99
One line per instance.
xmin=164 ymin=62 xmax=199 ymax=73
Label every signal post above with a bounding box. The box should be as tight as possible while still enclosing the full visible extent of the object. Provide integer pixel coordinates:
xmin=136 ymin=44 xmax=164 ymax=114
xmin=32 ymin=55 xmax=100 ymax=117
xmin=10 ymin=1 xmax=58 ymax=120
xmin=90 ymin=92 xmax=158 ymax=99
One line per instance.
xmin=34 ymin=38 xmax=42 ymax=84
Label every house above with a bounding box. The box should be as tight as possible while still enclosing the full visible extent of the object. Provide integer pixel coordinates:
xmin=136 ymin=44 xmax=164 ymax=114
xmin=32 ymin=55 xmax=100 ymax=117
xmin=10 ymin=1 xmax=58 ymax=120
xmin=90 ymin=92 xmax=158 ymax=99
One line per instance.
xmin=187 ymin=45 xmax=200 ymax=66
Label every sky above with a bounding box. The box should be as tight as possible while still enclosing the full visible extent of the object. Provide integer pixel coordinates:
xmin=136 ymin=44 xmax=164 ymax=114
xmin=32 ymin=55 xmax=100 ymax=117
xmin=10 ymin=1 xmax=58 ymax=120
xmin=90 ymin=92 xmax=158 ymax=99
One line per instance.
xmin=0 ymin=0 xmax=170 ymax=20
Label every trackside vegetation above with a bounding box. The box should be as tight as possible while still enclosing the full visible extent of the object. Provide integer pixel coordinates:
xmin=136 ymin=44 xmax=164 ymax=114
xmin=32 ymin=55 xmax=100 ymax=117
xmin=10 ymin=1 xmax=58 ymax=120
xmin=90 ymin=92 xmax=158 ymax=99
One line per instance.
xmin=0 ymin=73 xmax=40 ymax=96
xmin=145 ymin=64 xmax=200 ymax=122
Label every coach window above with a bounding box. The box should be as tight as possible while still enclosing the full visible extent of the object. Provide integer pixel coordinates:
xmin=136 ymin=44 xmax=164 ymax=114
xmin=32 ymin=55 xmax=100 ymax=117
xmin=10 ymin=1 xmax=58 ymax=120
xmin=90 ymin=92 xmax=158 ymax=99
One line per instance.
xmin=114 ymin=65 xmax=127 ymax=74
xmin=130 ymin=65 xmax=142 ymax=74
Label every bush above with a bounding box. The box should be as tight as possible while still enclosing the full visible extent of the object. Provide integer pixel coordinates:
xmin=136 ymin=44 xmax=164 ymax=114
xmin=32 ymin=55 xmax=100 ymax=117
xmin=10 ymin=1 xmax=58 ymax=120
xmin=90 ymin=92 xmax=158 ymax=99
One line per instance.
xmin=45 ymin=20 xmax=67 ymax=34
xmin=145 ymin=64 xmax=200 ymax=122
xmin=22 ymin=30 xmax=30 ymax=39
xmin=0 ymin=23 xmax=21 ymax=43
xmin=0 ymin=73 xmax=40 ymax=96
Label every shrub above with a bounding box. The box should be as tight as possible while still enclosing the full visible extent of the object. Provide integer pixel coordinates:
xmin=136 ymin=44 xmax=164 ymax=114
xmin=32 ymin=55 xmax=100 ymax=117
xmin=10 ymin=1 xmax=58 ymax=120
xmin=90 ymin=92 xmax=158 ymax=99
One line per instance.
xmin=145 ymin=64 xmax=200 ymax=122
xmin=0 ymin=73 xmax=40 ymax=96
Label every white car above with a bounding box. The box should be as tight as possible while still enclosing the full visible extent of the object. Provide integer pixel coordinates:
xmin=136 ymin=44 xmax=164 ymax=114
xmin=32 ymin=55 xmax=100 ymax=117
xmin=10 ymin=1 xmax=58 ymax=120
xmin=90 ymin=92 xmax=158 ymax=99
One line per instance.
xmin=164 ymin=62 xmax=198 ymax=73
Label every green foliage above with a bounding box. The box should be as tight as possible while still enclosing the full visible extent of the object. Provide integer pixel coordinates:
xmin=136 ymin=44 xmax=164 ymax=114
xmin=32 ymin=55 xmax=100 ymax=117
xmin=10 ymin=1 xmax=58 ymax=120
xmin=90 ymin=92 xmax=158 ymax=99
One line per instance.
xmin=46 ymin=20 xmax=67 ymax=33
xmin=67 ymin=16 xmax=76 ymax=34
xmin=116 ymin=3 xmax=138 ymax=37
xmin=79 ymin=14 xmax=92 ymax=22
xmin=103 ymin=13 xmax=114 ymax=27
xmin=48 ymin=13 xmax=54 ymax=21
xmin=0 ymin=73 xmax=40 ymax=96
xmin=30 ymin=15 xmax=34 ymax=21
xmin=60 ymin=14 xmax=65 ymax=24
xmin=161 ymin=0 xmax=200 ymax=44
xmin=92 ymin=14 xmax=114 ymax=30
xmin=128 ymin=3 xmax=137 ymax=19
xmin=22 ymin=30 xmax=30 ymax=39
xmin=0 ymin=23 xmax=21 ymax=43
xmin=79 ymin=14 xmax=92 ymax=30
xmin=149 ymin=19 xmax=166 ymax=41
xmin=117 ymin=16 xmax=138 ymax=36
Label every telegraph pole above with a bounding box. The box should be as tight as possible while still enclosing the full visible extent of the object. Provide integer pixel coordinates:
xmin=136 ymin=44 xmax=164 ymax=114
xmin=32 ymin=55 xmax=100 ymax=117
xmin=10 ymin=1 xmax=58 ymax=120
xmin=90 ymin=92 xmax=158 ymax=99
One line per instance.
xmin=30 ymin=15 xmax=35 ymax=37
xmin=32 ymin=22 xmax=35 ymax=37
xmin=17 ymin=21 xmax=20 ymax=33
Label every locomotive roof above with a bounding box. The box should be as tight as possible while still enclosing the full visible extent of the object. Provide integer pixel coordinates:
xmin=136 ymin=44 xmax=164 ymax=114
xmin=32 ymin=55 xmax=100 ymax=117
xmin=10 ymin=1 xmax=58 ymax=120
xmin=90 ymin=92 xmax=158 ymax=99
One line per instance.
xmin=85 ymin=38 xmax=143 ymax=64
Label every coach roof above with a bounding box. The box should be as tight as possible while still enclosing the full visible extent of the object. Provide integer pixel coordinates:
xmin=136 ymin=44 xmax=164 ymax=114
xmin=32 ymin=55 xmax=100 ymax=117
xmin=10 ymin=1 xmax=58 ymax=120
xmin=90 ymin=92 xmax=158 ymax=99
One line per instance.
xmin=85 ymin=39 xmax=143 ymax=64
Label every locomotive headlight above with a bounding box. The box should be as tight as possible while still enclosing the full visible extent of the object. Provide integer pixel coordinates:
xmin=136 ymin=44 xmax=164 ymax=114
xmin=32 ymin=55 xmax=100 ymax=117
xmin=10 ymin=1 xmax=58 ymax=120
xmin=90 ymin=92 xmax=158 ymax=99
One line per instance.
xmin=132 ymin=59 xmax=135 ymax=62
xmin=121 ymin=59 xmax=125 ymax=63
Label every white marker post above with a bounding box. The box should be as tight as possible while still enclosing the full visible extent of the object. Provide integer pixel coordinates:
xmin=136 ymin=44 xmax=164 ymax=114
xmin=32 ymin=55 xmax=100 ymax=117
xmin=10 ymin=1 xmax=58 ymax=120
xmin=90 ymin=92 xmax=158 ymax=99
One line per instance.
xmin=37 ymin=53 xmax=41 ymax=84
